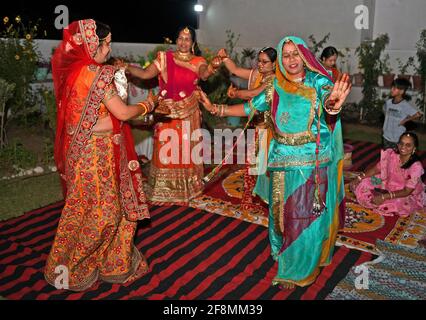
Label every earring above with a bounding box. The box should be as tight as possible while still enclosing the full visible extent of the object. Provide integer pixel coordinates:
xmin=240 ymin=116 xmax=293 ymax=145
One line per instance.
xmin=191 ymin=44 xmax=195 ymax=55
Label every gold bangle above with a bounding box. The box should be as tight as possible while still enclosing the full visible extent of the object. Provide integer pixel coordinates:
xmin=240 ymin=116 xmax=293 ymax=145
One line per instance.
xmin=325 ymin=98 xmax=342 ymax=115
xmin=136 ymin=102 xmax=148 ymax=117
xmin=212 ymin=104 xmax=227 ymax=117
xmin=221 ymin=104 xmax=227 ymax=117
xmin=326 ymin=106 xmax=342 ymax=115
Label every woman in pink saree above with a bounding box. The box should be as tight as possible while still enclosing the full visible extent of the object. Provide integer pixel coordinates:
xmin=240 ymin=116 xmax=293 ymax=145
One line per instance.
xmin=352 ymin=132 xmax=425 ymax=217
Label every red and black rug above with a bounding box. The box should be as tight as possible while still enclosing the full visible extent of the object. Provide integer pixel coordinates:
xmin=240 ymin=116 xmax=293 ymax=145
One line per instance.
xmin=0 ymin=201 xmax=374 ymax=300
xmin=1 ymin=140 xmax=424 ymax=300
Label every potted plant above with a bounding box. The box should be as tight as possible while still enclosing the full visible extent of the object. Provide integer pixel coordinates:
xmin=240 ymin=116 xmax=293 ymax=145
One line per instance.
xmin=308 ymin=33 xmax=330 ymax=56
xmin=412 ymin=69 xmax=422 ymax=91
xmin=396 ymin=56 xmax=414 ymax=81
xmin=240 ymin=48 xmax=256 ymax=69
xmin=355 ymin=34 xmax=389 ymax=122
xmin=413 ymin=29 xmax=426 ymax=92
xmin=0 ymin=16 xmax=41 ymax=135
xmin=380 ymin=53 xmax=394 ymax=87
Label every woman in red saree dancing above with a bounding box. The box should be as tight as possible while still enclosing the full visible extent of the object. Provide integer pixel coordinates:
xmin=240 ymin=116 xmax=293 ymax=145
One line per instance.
xmin=124 ymin=26 xmax=220 ymax=205
xmin=45 ymin=19 xmax=153 ymax=291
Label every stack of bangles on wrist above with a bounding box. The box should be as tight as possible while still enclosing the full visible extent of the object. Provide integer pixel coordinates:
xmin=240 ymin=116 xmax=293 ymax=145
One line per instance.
xmin=210 ymin=104 xmax=227 ymax=117
xmin=135 ymin=101 xmax=152 ymax=120
xmin=207 ymin=57 xmax=222 ymax=74
xmin=324 ymin=99 xmax=342 ymax=115
xmin=357 ymin=172 xmax=365 ymax=181
xmin=389 ymin=191 xmax=395 ymax=199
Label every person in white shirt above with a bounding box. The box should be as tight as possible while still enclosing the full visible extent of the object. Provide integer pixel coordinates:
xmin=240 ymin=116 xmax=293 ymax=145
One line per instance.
xmin=382 ymin=78 xmax=423 ymax=149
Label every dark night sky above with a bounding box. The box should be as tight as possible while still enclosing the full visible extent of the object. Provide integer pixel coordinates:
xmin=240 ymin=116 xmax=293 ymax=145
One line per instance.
xmin=2 ymin=0 xmax=198 ymax=43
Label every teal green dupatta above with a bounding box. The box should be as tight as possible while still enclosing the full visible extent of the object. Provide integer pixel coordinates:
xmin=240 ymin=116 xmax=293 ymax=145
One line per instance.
xmin=244 ymin=36 xmax=345 ymax=288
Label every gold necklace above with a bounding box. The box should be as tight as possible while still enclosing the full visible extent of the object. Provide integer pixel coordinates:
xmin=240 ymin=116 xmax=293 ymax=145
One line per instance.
xmin=174 ymin=51 xmax=193 ymax=62
xmin=292 ymin=76 xmax=305 ymax=83
xmin=261 ymin=73 xmax=275 ymax=83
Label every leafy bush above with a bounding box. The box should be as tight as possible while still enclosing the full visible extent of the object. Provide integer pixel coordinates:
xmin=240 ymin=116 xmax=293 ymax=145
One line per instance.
xmin=0 ymin=16 xmax=42 ymax=140
xmin=0 ymin=139 xmax=36 ymax=174
xmin=40 ymin=89 xmax=57 ymax=132
xmin=308 ymin=33 xmax=330 ymax=55
xmin=356 ymin=34 xmax=389 ymax=123
xmin=0 ymin=78 xmax=15 ymax=148
xmin=415 ymin=30 xmax=426 ymax=111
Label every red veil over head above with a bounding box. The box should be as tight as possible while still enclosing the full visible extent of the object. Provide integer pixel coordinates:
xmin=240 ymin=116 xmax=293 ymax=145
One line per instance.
xmin=51 ymin=20 xmax=150 ymax=221
xmin=52 ymin=19 xmax=101 ymax=176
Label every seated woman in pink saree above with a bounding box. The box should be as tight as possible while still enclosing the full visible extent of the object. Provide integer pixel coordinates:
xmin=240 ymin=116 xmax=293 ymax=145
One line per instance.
xmin=351 ymin=132 xmax=425 ymax=217
xmin=45 ymin=19 xmax=153 ymax=291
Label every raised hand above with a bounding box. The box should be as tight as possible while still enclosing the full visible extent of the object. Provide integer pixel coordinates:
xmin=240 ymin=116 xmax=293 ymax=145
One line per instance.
xmin=211 ymin=56 xmax=222 ymax=69
xmin=217 ymin=48 xmax=229 ymax=59
xmin=327 ymin=73 xmax=352 ymax=113
xmin=114 ymin=58 xmax=128 ymax=69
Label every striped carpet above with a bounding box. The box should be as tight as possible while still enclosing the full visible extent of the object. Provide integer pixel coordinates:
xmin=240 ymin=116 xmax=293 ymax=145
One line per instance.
xmin=1 ymin=140 xmax=424 ymax=300
xmin=0 ymin=201 xmax=374 ymax=300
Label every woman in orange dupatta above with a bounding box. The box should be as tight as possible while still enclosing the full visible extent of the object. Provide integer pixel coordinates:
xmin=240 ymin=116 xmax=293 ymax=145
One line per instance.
xmin=123 ymin=26 xmax=220 ymax=205
xmin=44 ymin=19 xmax=153 ymax=291
xmin=217 ymin=47 xmax=277 ymax=212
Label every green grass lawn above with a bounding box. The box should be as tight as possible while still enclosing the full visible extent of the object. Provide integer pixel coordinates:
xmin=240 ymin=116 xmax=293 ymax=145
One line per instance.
xmin=0 ymin=172 xmax=63 ymax=221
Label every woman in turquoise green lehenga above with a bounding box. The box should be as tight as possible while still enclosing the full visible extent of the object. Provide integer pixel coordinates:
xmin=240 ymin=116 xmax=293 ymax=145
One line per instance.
xmin=200 ymin=36 xmax=351 ymax=288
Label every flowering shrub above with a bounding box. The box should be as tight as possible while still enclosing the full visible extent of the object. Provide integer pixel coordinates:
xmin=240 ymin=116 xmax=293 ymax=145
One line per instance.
xmin=0 ymin=16 xmax=41 ymax=129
